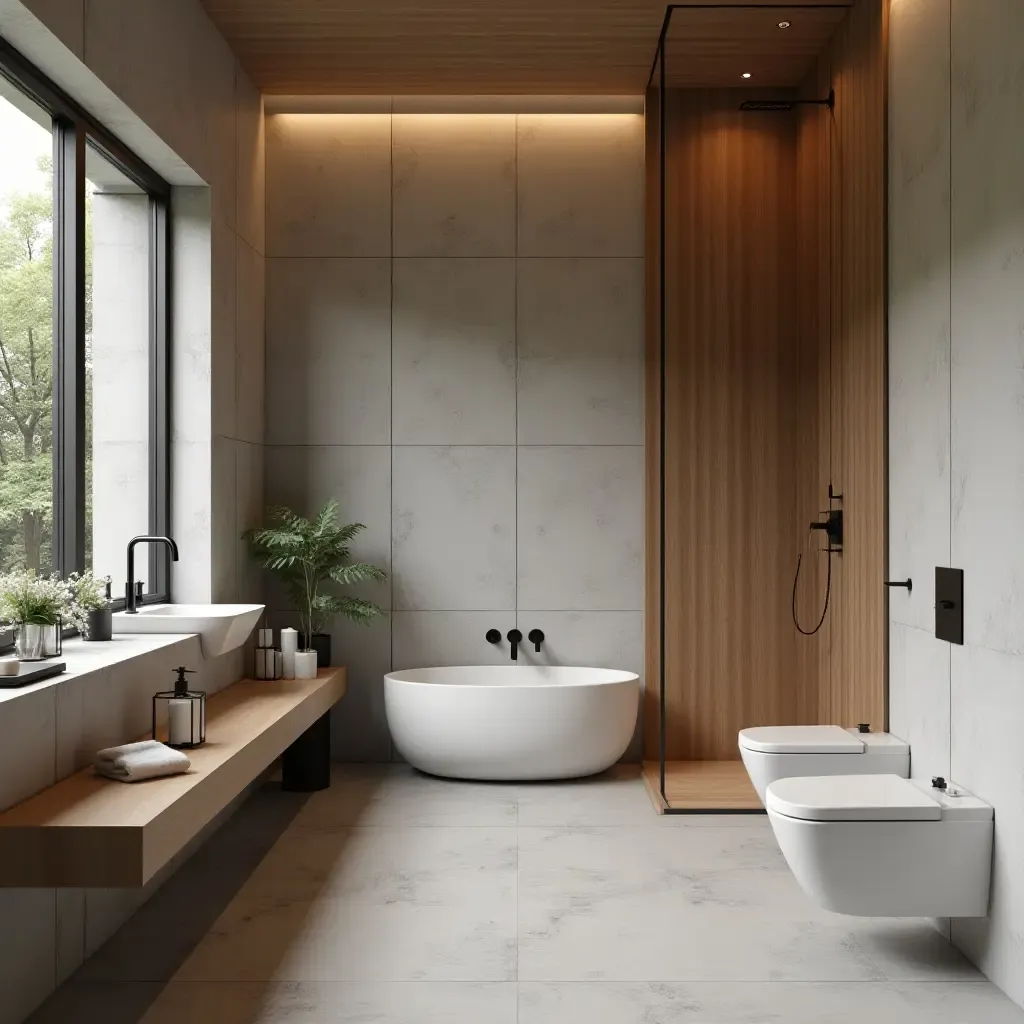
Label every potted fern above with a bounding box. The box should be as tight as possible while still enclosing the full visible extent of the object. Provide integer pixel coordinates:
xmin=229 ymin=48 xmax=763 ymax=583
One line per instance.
xmin=244 ymin=500 xmax=387 ymax=670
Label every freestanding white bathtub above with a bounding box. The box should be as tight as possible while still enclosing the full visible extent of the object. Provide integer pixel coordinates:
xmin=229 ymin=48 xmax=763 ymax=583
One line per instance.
xmin=384 ymin=665 xmax=640 ymax=781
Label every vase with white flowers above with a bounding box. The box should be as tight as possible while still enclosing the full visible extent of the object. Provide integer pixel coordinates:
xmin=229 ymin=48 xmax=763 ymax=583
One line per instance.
xmin=0 ymin=570 xmax=71 ymax=660
xmin=66 ymin=571 xmax=113 ymax=641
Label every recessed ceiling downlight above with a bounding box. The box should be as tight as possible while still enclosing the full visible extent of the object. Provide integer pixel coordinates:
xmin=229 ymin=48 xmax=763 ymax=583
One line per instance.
xmin=778 ymin=20 xmax=792 ymax=29
xmin=742 ymin=72 xmax=752 ymax=79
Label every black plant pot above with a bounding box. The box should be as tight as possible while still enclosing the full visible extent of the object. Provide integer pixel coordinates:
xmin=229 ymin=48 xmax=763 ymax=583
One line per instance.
xmin=85 ymin=607 xmax=113 ymax=642
xmin=311 ymin=633 xmax=332 ymax=668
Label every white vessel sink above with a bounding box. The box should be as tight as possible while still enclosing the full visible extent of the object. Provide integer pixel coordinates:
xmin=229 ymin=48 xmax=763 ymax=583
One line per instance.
xmin=112 ymin=604 xmax=265 ymax=658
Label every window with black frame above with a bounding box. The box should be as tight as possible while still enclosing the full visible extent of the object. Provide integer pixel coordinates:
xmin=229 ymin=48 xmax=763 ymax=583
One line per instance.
xmin=0 ymin=40 xmax=170 ymax=636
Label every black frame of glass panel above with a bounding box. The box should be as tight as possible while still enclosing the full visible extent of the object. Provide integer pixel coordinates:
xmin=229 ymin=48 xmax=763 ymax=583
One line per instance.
xmin=0 ymin=36 xmax=172 ymax=608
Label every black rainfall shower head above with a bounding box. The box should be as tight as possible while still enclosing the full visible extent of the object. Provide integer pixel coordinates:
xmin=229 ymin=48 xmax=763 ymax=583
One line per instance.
xmin=739 ymin=99 xmax=793 ymax=112
xmin=739 ymin=88 xmax=835 ymax=113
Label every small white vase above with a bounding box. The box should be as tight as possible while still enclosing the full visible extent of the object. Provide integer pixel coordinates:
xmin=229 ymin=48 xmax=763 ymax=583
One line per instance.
xmin=294 ymin=650 xmax=318 ymax=680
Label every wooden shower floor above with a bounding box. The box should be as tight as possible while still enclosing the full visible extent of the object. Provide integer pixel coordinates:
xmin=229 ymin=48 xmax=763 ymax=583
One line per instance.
xmin=642 ymin=760 xmax=763 ymax=813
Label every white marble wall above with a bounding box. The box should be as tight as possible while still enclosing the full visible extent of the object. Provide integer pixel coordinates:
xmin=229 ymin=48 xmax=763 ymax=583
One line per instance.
xmin=888 ymin=0 xmax=1024 ymax=1008
xmin=265 ymin=110 xmax=645 ymax=761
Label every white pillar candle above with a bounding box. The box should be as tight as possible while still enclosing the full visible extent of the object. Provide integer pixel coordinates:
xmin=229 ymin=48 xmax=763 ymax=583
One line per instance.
xmin=280 ymin=628 xmax=298 ymax=679
xmin=274 ymin=650 xmax=283 ymax=679
xmin=294 ymin=650 xmax=318 ymax=680
xmin=258 ymin=628 xmax=273 ymax=648
xmin=168 ymin=699 xmax=193 ymax=746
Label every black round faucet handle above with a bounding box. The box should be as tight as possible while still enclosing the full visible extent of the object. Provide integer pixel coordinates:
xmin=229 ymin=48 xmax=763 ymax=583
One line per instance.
xmin=932 ymin=776 xmax=947 ymax=790
xmin=485 ymin=629 xmax=502 ymax=644
xmin=507 ymin=629 xmax=523 ymax=642
xmin=528 ymin=629 xmax=545 ymax=643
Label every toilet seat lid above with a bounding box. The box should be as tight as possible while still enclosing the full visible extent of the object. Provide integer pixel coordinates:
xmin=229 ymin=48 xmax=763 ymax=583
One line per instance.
xmin=739 ymin=725 xmax=864 ymax=754
xmin=767 ymin=774 xmax=942 ymax=821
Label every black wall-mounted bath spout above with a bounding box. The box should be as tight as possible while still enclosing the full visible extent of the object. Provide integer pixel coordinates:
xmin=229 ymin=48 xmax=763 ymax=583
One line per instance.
xmin=884 ymin=579 xmax=913 ymax=593
xmin=528 ymin=629 xmax=545 ymax=652
xmin=507 ymin=629 xmax=522 ymax=661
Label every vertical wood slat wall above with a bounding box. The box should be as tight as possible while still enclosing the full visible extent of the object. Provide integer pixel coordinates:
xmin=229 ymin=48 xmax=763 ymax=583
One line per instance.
xmin=664 ymin=88 xmax=805 ymax=761
xmin=644 ymin=0 xmax=887 ymax=765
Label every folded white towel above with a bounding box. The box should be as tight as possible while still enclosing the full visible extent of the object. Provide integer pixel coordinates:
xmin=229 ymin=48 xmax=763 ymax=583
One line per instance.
xmin=95 ymin=740 xmax=191 ymax=783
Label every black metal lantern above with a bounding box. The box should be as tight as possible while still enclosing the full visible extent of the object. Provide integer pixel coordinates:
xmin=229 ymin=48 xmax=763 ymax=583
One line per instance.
xmin=152 ymin=666 xmax=206 ymax=749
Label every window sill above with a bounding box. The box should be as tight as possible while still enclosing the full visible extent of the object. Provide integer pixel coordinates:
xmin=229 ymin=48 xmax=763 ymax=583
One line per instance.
xmin=0 ymin=632 xmax=201 ymax=707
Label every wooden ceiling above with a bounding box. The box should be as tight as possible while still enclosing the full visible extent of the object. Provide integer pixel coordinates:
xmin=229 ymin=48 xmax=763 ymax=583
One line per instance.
xmin=663 ymin=7 xmax=849 ymax=87
xmin=199 ymin=0 xmax=851 ymax=96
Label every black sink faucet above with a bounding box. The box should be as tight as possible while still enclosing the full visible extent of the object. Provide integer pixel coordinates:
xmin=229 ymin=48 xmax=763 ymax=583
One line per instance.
xmin=507 ymin=629 xmax=522 ymax=661
xmin=125 ymin=536 xmax=179 ymax=613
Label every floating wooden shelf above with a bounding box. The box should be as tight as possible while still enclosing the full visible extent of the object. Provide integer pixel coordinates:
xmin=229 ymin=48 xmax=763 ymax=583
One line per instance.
xmin=0 ymin=669 xmax=346 ymax=888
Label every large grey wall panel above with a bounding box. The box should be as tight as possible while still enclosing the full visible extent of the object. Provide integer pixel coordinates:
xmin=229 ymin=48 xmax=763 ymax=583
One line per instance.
xmin=887 ymin=0 xmax=951 ymax=635
xmin=890 ymin=0 xmax=1024 ymax=1008
xmin=392 ymin=258 xmax=516 ymax=445
xmin=392 ymin=446 xmax=517 ymax=611
xmin=266 ymin=258 xmax=392 ymax=446
xmin=517 ymin=258 xmax=644 ymax=445
xmin=265 ymin=110 xmax=645 ymax=765
xmin=949 ymin=0 xmax=1024 ymax=657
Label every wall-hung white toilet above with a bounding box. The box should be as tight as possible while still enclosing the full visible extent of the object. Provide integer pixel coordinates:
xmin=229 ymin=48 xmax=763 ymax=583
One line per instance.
xmin=766 ymin=774 xmax=993 ymax=918
xmin=738 ymin=725 xmax=909 ymax=803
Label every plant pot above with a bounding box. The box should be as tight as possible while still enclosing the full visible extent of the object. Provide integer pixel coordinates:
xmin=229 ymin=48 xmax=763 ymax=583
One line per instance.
xmin=85 ymin=607 xmax=113 ymax=642
xmin=15 ymin=624 xmax=44 ymax=661
xmin=41 ymin=622 xmax=62 ymax=657
xmin=294 ymin=650 xmax=318 ymax=680
xmin=311 ymin=633 xmax=332 ymax=668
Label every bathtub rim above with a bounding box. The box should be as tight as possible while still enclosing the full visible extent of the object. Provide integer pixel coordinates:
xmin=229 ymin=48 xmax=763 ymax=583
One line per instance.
xmin=385 ymin=665 xmax=639 ymax=690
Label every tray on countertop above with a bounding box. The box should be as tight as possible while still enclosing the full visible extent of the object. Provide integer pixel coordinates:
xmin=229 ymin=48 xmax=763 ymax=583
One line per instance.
xmin=0 ymin=661 xmax=67 ymax=688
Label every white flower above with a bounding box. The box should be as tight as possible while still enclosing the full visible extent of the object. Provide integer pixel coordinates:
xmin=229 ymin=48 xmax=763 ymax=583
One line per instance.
xmin=0 ymin=570 xmax=73 ymax=627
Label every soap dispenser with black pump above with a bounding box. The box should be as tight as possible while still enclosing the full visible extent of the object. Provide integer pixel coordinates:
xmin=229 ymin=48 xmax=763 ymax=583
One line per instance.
xmin=153 ymin=666 xmax=206 ymax=749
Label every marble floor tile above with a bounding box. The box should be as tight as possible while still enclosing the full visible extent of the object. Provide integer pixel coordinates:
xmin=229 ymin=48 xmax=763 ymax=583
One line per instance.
xmin=176 ymin=826 xmax=517 ymax=982
xmin=28 ymin=769 xmax=1023 ymax=1023
xmin=517 ymin=825 xmax=885 ymax=982
xmin=516 ymin=766 xmax=676 ymax=827
xmin=295 ymin=765 xmax=518 ymax=828
xmin=27 ymin=981 xmax=518 ymax=1024
xmin=139 ymin=981 xmax=517 ymax=1024
xmin=518 ymin=981 xmax=1024 ymax=1024
xmin=515 ymin=767 xmax=770 ymax=828
xmin=25 ymin=982 xmax=164 ymax=1024
xmin=846 ymin=920 xmax=983 ymax=981
xmin=672 ymin=813 xmax=772 ymax=827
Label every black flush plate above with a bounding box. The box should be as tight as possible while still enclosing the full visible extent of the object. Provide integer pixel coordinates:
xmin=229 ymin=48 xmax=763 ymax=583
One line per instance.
xmin=935 ymin=567 xmax=964 ymax=645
